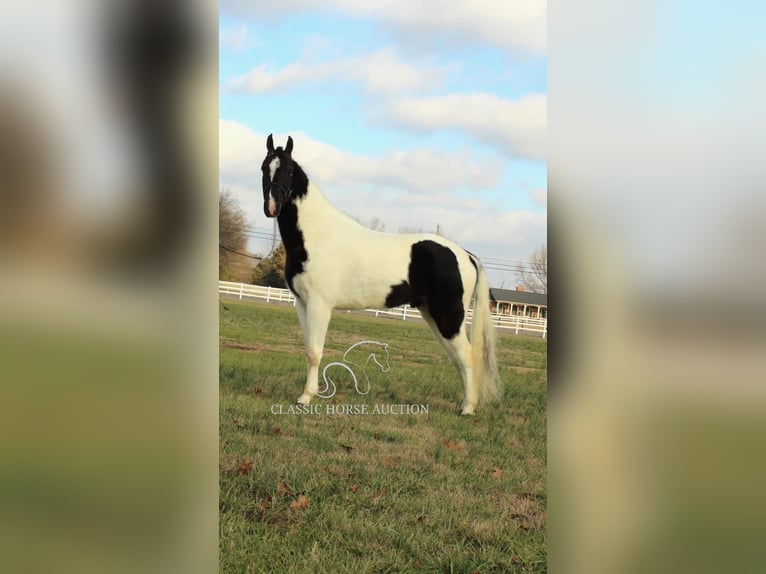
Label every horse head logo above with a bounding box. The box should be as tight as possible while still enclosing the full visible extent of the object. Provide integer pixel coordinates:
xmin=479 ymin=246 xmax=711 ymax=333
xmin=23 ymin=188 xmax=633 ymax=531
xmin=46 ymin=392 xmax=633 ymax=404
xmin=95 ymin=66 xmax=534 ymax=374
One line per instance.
xmin=317 ymin=340 xmax=391 ymax=399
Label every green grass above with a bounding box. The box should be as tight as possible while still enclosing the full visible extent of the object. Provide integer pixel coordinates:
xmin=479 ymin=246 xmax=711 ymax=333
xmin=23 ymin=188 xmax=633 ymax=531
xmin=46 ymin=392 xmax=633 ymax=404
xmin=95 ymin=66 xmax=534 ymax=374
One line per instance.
xmin=220 ymin=300 xmax=547 ymax=573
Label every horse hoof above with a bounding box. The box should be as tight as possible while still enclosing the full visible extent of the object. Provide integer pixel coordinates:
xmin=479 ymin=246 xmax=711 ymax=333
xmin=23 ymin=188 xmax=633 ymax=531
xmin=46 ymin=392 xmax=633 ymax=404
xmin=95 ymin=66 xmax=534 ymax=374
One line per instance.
xmin=297 ymin=394 xmax=313 ymax=405
xmin=460 ymin=406 xmax=476 ymax=416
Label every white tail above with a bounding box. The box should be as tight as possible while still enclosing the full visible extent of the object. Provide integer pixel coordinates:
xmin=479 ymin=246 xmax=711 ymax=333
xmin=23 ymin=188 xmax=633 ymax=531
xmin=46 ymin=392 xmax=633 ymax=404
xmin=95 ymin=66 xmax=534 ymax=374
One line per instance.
xmin=470 ymin=259 xmax=502 ymax=404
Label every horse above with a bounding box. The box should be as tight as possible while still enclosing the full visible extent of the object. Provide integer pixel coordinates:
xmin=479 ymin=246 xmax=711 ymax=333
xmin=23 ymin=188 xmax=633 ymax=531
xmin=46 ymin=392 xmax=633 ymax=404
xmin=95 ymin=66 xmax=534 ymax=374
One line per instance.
xmin=261 ymin=134 xmax=501 ymax=415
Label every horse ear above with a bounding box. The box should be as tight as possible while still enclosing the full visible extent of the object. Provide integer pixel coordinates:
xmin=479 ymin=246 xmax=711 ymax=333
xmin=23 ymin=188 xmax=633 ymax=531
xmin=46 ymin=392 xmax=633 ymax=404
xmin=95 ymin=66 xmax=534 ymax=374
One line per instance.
xmin=267 ymin=134 xmax=274 ymax=153
xmin=285 ymin=136 xmax=293 ymax=155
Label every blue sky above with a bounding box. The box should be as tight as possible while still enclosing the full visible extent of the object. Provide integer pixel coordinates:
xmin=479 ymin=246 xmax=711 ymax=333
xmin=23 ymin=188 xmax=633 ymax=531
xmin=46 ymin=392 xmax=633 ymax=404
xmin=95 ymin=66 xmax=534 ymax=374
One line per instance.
xmin=219 ymin=1 xmax=547 ymax=287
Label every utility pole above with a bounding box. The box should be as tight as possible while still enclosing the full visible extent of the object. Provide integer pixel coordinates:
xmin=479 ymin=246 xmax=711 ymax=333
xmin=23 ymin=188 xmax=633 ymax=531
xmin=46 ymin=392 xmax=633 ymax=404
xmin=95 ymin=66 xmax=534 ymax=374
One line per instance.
xmin=436 ymin=223 xmax=441 ymax=236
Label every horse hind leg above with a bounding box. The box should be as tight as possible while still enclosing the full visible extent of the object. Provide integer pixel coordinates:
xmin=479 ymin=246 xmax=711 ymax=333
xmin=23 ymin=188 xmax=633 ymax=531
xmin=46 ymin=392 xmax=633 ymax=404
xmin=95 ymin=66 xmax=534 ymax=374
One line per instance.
xmin=295 ymin=299 xmax=332 ymax=405
xmin=449 ymin=330 xmax=476 ymax=415
xmin=420 ymin=310 xmax=476 ymax=415
xmin=421 ymin=311 xmax=460 ymax=367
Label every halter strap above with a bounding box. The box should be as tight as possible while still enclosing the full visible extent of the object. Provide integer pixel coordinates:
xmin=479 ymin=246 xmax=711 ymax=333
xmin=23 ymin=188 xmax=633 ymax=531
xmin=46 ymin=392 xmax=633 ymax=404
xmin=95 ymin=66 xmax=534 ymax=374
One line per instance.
xmin=265 ymin=150 xmax=294 ymax=201
xmin=265 ymin=150 xmax=296 ymax=213
xmin=269 ymin=180 xmax=293 ymax=202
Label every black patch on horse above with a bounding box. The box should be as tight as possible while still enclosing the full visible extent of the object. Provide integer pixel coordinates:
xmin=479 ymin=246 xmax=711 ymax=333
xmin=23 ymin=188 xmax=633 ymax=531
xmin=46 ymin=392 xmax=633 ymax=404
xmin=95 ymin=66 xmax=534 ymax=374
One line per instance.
xmin=384 ymin=240 xmax=465 ymax=339
xmin=288 ymin=161 xmax=308 ymax=200
xmin=384 ymin=281 xmax=412 ymax=308
xmin=276 ymin=163 xmax=310 ymax=294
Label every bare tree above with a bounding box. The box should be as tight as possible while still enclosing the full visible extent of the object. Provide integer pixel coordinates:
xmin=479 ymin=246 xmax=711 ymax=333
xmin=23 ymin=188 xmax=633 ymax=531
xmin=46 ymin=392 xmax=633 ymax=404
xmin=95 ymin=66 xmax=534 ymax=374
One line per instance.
xmin=367 ymin=216 xmax=386 ymax=232
xmin=351 ymin=215 xmax=386 ymax=232
xmin=219 ymin=189 xmax=252 ymax=280
xmin=517 ymin=245 xmax=547 ymax=293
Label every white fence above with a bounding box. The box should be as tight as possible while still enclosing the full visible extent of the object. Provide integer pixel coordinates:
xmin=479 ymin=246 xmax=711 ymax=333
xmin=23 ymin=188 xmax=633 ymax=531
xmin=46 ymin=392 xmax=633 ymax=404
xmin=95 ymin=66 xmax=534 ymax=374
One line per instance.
xmin=219 ymin=281 xmax=298 ymax=305
xmin=219 ymin=281 xmax=547 ymax=338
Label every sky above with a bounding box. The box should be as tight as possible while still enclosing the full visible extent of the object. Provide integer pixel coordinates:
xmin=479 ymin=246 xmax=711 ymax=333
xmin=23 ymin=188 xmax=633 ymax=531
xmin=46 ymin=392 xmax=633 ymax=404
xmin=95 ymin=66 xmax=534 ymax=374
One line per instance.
xmin=219 ymin=1 xmax=547 ymax=288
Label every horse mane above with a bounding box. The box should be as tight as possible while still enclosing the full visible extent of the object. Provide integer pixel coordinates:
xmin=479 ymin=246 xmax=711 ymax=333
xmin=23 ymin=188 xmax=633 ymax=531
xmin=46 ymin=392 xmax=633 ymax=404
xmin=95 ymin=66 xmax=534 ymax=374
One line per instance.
xmin=289 ymin=159 xmax=309 ymax=200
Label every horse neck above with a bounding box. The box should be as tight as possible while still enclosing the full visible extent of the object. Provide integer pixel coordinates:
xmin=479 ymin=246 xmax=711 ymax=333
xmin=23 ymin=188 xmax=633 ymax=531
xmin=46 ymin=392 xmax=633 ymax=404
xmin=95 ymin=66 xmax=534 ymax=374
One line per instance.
xmin=292 ymin=171 xmax=353 ymax=229
xmin=277 ymin=166 xmax=358 ymax=250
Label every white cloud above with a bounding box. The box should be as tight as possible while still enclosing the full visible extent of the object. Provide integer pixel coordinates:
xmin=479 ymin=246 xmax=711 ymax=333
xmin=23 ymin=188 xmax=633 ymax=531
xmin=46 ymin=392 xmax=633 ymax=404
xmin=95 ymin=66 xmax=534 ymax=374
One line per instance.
xmin=220 ymin=0 xmax=546 ymax=55
xmin=378 ymin=92 xmax=546 ymax=161
xmin=225 ymin=62 xmax=304 ymax=94
xmin=219 ymin=119 xmax=266 ymax=185
xmin=226 ymin=48 xmax=443 ymax=95
xmin=220 ymin=23 xmax=252 ymax=53
xmin=532 ymin=187 xmax=547 ymax=206
xmin=350 ymin=49 xmax=439 ymax=94
xmin=219 ymin=119 xmax=504 ymax=194
xmin=368 ymin=0 xmax=546 ymax=55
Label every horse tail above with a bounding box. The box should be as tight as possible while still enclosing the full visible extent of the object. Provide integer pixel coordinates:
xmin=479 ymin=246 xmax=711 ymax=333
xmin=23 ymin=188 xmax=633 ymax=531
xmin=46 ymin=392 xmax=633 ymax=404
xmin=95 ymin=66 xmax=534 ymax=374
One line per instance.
xmin=468 ymin=255 xmax=502 ymax=404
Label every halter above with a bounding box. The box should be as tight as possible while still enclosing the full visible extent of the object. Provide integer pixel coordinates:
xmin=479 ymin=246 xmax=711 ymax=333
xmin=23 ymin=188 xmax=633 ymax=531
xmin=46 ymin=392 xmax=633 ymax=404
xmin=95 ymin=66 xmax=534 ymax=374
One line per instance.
xmin=269 ymin=179 xmax=293 ymax=204
xmin=266 ymin=152 xmax=295 ymax=206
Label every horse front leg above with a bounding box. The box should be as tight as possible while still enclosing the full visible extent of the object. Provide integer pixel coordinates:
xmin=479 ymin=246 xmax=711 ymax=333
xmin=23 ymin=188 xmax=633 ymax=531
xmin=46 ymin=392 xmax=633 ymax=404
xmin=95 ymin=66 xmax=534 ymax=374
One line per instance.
xmin=295 ymin=299 xmax=332 ymax=405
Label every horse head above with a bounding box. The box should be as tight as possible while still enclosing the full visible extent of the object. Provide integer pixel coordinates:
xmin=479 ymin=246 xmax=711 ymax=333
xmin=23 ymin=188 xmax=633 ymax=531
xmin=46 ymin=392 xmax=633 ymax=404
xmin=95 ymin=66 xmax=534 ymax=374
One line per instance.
xmin=262 ymin=134 xmax=296 ymax=218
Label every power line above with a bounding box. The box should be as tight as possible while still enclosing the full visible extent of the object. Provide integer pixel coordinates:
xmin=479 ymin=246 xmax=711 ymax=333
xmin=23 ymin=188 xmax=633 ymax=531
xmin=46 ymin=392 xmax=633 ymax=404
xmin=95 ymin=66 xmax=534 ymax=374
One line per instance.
xmin=219 ymin=243 xmax=264 ymax=261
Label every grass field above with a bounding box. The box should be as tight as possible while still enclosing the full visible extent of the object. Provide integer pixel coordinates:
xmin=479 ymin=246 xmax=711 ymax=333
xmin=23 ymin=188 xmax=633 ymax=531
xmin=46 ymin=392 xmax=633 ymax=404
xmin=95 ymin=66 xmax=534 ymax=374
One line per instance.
xmin=219 ymin=299 xmax=547 ymax=573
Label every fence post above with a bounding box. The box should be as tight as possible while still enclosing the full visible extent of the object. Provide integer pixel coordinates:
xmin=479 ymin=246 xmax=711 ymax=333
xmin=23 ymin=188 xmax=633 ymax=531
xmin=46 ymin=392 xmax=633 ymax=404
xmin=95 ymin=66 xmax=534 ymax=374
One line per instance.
xmin=266 ymin=286 xmax=271 ymax=303
xmin=402 ymin=305 xmax=408 ymax=321
xmin=543 ymin=320 xmax=547 ymax=339
xmin=515 ymin=315 xmax=520 ymax=335
xmin=239 ymin=282 xmax=244 ymax=300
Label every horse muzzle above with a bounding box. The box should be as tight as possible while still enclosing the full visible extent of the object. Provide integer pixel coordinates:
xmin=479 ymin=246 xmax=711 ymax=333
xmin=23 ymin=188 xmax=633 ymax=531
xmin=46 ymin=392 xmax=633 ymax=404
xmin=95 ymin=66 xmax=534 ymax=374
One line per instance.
xmin=264 ymin=182 xmax=293 ymax=218
xmin=264 ymin=197 xmax=279 ymax=218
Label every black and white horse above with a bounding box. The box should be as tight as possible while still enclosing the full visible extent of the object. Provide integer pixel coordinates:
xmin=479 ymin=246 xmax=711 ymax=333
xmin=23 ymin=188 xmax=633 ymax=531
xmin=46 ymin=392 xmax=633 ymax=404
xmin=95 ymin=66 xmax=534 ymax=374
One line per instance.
xmin=262 ymin=134 xmax=501 ymax=414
